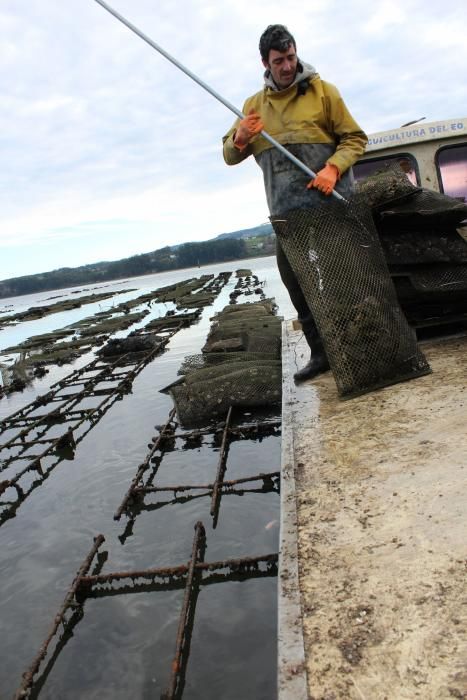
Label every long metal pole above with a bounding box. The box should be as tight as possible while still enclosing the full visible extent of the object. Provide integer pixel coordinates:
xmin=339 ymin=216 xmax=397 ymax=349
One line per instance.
xmin=94 ymin=0 xmax=345 ymax=201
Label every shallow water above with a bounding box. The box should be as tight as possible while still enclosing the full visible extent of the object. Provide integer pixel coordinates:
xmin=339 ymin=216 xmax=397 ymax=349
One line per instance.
xmin=0 ymin=257 xmax=295 ymax=699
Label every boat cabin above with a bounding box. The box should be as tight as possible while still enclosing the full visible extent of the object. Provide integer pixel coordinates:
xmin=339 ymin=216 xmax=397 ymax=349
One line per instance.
xmin=354 ymin=117 xmax=467 ymax=204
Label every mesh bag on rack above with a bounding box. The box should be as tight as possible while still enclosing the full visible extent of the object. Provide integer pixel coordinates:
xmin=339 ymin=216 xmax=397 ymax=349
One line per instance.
xmin=355 ymin=164 xmax=421 ymax=208
xmin=170 ymin=364 xmax=282 ymax=426
xmin=406 ymin=265 xmax=467 ymax=292
xmin=170 ymin=300 xmax=283 ymax=426
xmin=178 ymin=351 xmax=280 ymax=375
xmin=206 ymin=316 xmax=282 ymax=335
xmin=378 ymin=189 xmax=467 ymax=226
xmin=380 ymin=227 xmax=467 ymax=265
xmin=356 ymin=163 xmax=467 ymax=224
xmin=219 ymin=299 xmax=277 ymax=315
xmin=183 ymin=359 xmax=281 ymax=385
xmin=271 ymin=195 xmax=431 ymax=399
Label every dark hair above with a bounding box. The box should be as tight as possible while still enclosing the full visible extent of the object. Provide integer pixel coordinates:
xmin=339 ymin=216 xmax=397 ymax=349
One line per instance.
xmin=259 ymin=24 xmax=296 ymax=62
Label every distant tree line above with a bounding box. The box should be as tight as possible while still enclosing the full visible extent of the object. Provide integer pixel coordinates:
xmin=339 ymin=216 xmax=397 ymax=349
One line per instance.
xmin=0 ymin=235 xmax=275 ymax=299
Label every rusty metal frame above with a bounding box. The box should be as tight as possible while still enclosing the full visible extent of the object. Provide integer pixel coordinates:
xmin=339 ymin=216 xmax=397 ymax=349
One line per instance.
xmin=1 ymin=269 xmax=232 ymax=459
xmin=163 ymin=521 xmax=206 ymax=700
xmin=9 ymin=275 xmax=281 ymax=699
xmin=113 ymin=407 xmax=177 ymax=520
xmin=14 ymin=535 xmax=105 ymax=700
xmin=14 ymin=525 xmax=277 ymax=700
xmin=113 ymin=406 xmax=281 ymax=529
xmin=116 ymin=474 xmax=281 ymax=547
xmin=0 ymin=301 xmax=213 ymax=526
xmin=138 ymin=472 xmax=280 ymax=495
xmin=1 ymin=348 xmax=163 ymax=462
xmin=0 ymin=346 xmax=165 ymax=525
xmin=210 ymin=405 xmax=233 ymax=521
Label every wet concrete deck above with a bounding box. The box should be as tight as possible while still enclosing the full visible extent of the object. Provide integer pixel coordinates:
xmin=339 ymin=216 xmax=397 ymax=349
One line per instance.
xmin=279 ymin=320 xmax=467 ymax=700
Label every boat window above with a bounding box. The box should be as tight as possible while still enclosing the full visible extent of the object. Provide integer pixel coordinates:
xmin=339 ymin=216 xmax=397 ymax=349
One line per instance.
xmin=353 ymin=154 xmax=419 ymax=185
xmin=436 ymin=144 xmax=467 ymax=203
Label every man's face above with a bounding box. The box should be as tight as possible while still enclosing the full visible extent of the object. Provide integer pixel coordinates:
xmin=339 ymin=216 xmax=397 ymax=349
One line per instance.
xmin=263 ymin=44 xmax=298 ymax=89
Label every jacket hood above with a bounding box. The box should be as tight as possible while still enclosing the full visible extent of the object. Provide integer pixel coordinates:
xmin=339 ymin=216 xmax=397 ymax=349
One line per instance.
xmin=263 ymin=59 xmax=318 ymax=91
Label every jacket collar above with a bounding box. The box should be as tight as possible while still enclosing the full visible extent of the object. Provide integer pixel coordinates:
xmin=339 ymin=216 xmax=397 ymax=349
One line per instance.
xmin=263 ymin=60 xmax=318 ymax=92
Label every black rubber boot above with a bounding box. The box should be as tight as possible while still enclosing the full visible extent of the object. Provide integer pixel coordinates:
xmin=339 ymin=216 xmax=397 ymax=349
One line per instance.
xmin=294 ymin=339 xmax=330 ymax=383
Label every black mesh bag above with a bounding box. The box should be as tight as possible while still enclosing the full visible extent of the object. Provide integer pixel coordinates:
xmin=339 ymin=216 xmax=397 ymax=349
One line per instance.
xmin=355 ymin=164 xmax=421 ymax=208
xmin=271 ymin=194 xmax=431 ymax=398
xmin=378 ymin=189 xmax=467 ymax=228
xmin=379 ymin=227 xmax=467 ymax=265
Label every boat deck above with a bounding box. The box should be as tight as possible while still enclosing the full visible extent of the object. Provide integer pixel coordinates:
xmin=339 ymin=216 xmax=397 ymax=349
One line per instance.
xmin=279 ymin=319 xmax=467 ymax=700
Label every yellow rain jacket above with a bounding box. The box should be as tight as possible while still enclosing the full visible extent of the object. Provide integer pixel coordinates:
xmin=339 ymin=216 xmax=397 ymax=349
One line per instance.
xmin=223 ymin=74 xmax=367 ymax=176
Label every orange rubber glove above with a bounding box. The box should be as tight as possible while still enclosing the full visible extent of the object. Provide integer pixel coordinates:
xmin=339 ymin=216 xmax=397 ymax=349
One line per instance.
xmin=233 ymin=109 xmax=264 ymax=151
xmin=307 ymin=163 xmax=340 ymax=196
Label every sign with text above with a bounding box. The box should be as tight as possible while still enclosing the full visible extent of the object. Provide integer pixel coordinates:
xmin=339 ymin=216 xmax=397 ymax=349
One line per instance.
xmin=366 ymin=119 xmax=466 ymax=152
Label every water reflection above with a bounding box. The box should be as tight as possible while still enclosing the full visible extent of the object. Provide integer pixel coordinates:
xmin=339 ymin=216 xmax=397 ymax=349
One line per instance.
xmin=1 ymin=258 xmax=290 ymax=699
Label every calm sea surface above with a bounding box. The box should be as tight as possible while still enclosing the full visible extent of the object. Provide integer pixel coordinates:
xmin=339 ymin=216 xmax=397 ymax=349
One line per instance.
xmin=0 ymin=256 xmax=296 ymax=699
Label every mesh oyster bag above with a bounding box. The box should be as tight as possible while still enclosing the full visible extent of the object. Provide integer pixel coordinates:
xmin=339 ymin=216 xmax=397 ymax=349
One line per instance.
xmin=218 ymin=299 xmax=277 ymax=315
xmin=170 ymin=364 xmax=282 ymax=426
xmin=170 ymin=300 xmax=283 ymax=426
xmin=403 ymin=264 xmax=467 ymax=292
xmin=178 ymin=351 xmax=280 ymax=375
xmin=355 ymin=162 xmax=467 ymax=224
xmin=355 ymin=164 xmax=421 ymax=208
xmin=379 ymin=188 xmax=467 ymax=227
xmin=379 ymin=227 xmax=467 ymax=265
xmin=271 ymin=195 xmax=431 ymax=399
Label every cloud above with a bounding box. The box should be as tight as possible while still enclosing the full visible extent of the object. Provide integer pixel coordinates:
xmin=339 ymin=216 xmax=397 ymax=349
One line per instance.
xmin=1 ymin=0 xmax=466 ymax=281
xmin=362 ymin=1 xmax=407 ymax=35
xmin=0 ymin=167 xmax=266 ymax=249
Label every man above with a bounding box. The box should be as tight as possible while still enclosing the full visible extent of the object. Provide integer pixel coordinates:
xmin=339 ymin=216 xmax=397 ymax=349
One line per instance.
xmin=223 ymin=24 xmax=367 ymax=381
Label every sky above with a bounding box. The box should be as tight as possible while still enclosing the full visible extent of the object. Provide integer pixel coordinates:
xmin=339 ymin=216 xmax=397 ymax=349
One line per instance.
xmin=1 ymin=0 xmax=467 ymax=281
